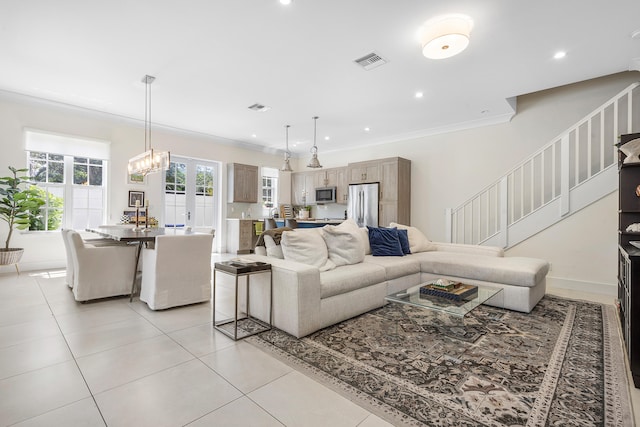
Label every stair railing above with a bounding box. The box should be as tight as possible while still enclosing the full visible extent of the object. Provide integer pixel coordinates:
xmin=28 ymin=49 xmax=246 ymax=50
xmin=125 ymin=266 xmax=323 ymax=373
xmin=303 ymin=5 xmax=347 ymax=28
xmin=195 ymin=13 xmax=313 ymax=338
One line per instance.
xmin=446 ymin=82 xmax=640 ymax=247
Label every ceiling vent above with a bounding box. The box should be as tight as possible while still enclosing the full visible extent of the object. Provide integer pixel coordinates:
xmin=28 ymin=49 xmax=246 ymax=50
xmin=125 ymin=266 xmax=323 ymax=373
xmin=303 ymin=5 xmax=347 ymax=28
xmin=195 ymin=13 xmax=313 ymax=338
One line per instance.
xmin=354 ymin=52 xmax=388 ymax=70
xmin=248 ymin=103 xmax=271 ymax=112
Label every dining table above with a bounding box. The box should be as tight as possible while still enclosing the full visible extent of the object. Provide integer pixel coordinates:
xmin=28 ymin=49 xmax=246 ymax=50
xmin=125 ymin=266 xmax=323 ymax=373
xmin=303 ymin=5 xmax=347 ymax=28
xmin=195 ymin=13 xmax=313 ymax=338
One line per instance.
xmin=86 ymin=226 xmax=199 ymax=301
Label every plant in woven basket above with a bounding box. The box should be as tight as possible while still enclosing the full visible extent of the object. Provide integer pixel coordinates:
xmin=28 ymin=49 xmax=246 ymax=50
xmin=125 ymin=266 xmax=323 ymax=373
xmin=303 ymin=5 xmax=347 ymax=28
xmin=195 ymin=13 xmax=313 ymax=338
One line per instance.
xmin=0 ymin=167 xmax=45 ymax=256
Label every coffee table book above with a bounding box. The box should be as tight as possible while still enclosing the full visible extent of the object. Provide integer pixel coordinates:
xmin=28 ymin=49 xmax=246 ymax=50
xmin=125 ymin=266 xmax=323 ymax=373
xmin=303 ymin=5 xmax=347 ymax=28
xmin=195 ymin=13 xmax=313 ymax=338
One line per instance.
xmin=419 ymin=282 xmax=478 ymax=301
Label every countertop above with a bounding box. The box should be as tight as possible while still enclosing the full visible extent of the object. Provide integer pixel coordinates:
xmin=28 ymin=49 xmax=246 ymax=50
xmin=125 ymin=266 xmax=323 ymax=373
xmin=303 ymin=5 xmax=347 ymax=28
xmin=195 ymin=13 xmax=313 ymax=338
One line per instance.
xmin=227 ymin=218 xmax=345 ymax=224
xmin=274 ymin=218 xmax=345 ymax=224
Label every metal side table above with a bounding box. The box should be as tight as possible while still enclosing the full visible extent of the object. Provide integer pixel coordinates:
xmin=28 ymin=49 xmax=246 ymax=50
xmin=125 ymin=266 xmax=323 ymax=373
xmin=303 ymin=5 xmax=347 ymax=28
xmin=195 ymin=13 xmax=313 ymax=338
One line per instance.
xmin=213 ymin=260 xmax=272 ymax=340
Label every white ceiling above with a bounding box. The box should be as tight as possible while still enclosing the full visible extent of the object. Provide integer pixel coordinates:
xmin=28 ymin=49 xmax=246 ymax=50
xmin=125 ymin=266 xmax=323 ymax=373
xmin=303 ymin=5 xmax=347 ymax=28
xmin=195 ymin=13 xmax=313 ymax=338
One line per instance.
xmin=1 ymin=0 xmax=639 ymax=156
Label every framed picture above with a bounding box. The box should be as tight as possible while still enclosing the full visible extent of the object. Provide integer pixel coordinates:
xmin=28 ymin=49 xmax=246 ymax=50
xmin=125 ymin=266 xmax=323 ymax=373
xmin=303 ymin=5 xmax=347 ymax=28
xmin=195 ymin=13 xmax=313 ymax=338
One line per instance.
xmin=122 ymin=210 xmax=136 ymax=223
xmin=128 ymin=172 xmax=145 ymax=185
xmin=128 ymin=191 xmax=145 ymax=207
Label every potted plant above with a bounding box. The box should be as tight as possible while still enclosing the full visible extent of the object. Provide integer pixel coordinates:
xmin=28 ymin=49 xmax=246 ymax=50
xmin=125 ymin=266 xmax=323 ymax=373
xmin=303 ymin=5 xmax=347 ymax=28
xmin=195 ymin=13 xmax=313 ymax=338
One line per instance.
xmin=0 ymin=166 xmax=45 ymax=267
xmin=298 ymin=205 xmax=311 ymax=219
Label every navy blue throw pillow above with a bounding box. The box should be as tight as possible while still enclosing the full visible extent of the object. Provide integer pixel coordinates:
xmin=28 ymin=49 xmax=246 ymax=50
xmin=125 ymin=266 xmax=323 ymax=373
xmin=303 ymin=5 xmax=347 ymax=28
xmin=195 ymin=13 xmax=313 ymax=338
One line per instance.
xmin=367 ymin=226 xmax=404 ymax=257
xmin=397 ymin=228 xmax=411 ymax=254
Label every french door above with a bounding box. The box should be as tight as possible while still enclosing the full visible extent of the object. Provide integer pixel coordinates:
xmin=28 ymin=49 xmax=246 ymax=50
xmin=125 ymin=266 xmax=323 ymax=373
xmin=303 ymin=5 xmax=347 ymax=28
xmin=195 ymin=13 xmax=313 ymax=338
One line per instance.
xmin=163 ymin=156 xmax=219 ymax=230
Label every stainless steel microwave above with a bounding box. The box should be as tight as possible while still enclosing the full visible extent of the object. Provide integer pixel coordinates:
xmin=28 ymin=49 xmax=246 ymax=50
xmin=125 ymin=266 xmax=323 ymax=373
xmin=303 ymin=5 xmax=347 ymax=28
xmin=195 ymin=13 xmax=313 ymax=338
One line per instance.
xmin=315 ymin=187 xmax=337 ymax=204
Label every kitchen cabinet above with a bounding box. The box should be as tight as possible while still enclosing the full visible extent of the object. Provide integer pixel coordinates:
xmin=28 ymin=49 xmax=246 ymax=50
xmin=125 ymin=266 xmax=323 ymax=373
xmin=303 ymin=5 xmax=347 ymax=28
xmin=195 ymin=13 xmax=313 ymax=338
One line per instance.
xmin=315 ymin=169 xmax=330 ymax=188
xmin=291 ymin=173 xmax=306 ymax=206
xmin=378 ymin=157 xmax=411 ymax=226
xmin=345 ymin=157 xmax=410 ymax=225
xmin=226 ymin=219 xmax=258 ymax=254
xmin=336 ymin=167 xmax=348 ymax=204
xmin=227 ymin=163 xmax=259 ymax=203
xmin=291 ymin=171 xmax=315 ymax=205
xmin=379 ymin=202 xmax=398 ymax=228
xmin=294 ymin=167 xmax=348 ymax=205
xmin=348 ymin=160 xmax=380 ymax=184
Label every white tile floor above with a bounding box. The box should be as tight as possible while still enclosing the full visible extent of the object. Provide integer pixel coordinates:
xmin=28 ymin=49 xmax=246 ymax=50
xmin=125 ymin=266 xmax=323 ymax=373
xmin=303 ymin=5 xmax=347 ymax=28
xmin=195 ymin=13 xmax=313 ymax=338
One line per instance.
xmin=0 ymin=265 xmax=637 ymax=427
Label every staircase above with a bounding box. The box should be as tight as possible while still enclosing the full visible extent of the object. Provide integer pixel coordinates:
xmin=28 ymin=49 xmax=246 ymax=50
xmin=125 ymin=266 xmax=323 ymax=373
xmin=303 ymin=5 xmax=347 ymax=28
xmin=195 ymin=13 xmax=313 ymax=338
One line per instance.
xmin=446 ymin=82 xmax=640 ymax=248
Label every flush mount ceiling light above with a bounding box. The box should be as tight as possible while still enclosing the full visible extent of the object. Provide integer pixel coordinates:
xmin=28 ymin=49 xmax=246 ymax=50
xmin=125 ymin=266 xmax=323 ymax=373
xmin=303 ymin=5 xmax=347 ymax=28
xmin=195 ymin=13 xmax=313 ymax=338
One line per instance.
xmin=280 ymin=124 xmax=293 ymax=172
xmin=307 ymin=116 xmax=322 ymax=169
xmin=419 ymin=14 xmax=473 ymax=59
xmin=127 ymin=75 xmax=170 ymax=176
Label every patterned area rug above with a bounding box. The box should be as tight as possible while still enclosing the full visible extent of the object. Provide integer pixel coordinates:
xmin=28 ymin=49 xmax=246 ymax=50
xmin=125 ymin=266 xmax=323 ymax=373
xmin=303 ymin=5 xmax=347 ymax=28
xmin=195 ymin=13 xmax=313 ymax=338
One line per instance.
xmin=248 ymin=295 xmax=634 ymax=426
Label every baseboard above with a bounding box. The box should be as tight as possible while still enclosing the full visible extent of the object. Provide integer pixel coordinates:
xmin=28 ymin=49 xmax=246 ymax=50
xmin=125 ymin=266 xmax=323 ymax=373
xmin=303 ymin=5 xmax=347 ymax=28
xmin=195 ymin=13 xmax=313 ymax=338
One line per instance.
xmin=546 ymin=275 xmax=617 ymax=297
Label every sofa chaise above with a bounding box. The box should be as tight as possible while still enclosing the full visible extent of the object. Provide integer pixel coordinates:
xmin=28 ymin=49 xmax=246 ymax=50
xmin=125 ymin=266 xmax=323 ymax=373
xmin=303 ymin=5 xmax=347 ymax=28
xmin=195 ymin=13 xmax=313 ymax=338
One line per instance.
xmin=245 ymin=220 xmax=549 ymax=338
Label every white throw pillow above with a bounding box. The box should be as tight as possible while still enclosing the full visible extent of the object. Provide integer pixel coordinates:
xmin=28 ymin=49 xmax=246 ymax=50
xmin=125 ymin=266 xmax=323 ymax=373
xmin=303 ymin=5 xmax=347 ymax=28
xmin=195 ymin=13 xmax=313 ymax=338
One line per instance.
xmin=281 ymin=228 xmax=335 ymax=271
xmin=321 ymin=219 xmax=365 ymax=266
xmin=390 ymin=222 xmax=435 ymax=252
xmin=263 ymin=235 xmax=284 ymax=259
xmin=359 ymin=227 xmax=372 ymax=255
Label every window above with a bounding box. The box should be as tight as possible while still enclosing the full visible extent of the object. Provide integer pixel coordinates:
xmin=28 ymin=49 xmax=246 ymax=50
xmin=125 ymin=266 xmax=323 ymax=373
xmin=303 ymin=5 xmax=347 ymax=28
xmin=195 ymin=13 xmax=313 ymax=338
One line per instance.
xmin=25 ymin=131 xmax=109 ymax=231
xmin=261 ymin=167 xmax=278 ymax=208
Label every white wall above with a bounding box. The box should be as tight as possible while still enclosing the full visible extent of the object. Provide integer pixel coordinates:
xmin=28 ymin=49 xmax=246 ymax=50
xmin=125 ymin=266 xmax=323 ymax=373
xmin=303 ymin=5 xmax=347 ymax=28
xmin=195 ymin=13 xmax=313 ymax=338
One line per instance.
xmin=306 ymin=71 xmax=640 ymax=293
xmin=507 ymin=192 xmax=618 ymax=294
xmin=0 ymin=92 xmax=286 ymax=271
xmin=1 ymin=71 xmax=638 ymax=285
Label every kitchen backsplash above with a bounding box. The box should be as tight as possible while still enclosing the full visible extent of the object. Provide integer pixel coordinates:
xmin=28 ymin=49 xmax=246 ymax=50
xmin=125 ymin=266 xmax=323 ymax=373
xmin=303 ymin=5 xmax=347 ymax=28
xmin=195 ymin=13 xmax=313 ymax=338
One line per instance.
xmin=227 ymin=202 xmax=347 ymax=219
xmin=227 ymin=202 xmax=260 ymax=219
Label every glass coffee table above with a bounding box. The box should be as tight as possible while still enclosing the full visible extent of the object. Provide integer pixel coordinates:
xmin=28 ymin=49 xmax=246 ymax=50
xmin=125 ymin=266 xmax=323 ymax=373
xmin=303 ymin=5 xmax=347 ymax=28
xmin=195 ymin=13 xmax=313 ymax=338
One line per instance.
xmin=385 ymin=282 xmax=503 ymax=317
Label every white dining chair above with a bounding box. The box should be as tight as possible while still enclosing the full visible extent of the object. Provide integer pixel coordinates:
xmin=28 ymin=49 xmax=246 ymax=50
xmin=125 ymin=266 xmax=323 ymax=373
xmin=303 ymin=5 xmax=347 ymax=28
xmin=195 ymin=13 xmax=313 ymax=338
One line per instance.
xmin=66 ymin=230 xmax=137 ymax=301
xmin=140 ymin=233 xmax=214 ymax=310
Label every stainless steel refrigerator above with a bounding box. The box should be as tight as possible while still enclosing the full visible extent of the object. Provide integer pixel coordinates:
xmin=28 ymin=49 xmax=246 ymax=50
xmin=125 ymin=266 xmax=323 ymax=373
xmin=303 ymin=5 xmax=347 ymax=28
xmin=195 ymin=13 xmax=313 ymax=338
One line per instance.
xmin=347 ymin=183 xmax=379 ymax=227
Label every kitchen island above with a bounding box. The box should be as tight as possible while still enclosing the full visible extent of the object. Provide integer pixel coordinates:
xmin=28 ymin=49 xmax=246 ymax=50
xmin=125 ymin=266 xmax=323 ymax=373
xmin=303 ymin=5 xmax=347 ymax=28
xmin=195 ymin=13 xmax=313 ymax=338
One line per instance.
xmin=273 ymin=218 xmax=344 ymax=228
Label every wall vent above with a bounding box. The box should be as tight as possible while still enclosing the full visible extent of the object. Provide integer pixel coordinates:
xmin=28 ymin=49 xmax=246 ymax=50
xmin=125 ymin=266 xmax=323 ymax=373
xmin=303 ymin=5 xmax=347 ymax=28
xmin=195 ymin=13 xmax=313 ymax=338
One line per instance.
xmin=248 ymin=103 xmax=271 ymax=112
xmin=354 ymin=52 xmax=388 ymax=70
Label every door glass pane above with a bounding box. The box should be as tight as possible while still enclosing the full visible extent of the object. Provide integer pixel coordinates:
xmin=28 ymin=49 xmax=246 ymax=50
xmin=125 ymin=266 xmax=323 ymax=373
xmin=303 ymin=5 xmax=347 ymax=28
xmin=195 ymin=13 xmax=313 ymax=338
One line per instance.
xmin=164 ymin=158 xmax=218 ymax=233
xmin=164 ymin=161 xmax=187 ymax=227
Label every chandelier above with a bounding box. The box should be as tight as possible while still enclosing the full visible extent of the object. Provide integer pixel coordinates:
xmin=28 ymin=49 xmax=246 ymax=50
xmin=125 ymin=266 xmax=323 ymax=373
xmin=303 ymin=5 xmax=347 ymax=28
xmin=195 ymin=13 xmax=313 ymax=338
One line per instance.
xmin=127 ymin=75 xmax=170 ymax=176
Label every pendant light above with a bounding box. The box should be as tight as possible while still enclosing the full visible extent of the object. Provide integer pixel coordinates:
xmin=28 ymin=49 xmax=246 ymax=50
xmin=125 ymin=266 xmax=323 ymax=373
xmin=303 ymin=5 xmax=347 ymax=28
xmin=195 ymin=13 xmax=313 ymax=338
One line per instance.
xmin=127 ymin=75 xmax=171 ymax=176
xmin=307 ymin=116 xmax=322 ymax=168
xmin=280 ymin=124 xmax=293 ymax=172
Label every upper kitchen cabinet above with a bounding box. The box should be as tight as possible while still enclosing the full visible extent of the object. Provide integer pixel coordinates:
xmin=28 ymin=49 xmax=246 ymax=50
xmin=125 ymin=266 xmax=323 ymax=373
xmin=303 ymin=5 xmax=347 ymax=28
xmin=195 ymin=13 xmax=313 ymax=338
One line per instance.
xmin=227 ymin=163 xmax=259 ymax=203
xmin=313 ymin=167 xmax=348 ymax=205
xmin=291 ymin=171 xmax=316 ymax=205
xmin=335 ymin=167 xmax=348 ymax=204
xmin=348 ymin=160 xmax=380 ymax=184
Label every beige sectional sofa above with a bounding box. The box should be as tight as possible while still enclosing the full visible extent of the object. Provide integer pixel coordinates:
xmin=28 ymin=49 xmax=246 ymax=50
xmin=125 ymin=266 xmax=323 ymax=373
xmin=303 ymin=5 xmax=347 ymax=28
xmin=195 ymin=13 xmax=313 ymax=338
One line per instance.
xmin=246 ymin=220 xmax=549 ymax=338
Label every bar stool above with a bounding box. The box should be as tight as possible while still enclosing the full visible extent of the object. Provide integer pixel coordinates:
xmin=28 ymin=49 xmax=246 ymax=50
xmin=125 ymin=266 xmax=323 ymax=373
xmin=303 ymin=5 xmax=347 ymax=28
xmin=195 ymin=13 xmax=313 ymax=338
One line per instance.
xmin=264 ymin=218 xmax=277 ymax=230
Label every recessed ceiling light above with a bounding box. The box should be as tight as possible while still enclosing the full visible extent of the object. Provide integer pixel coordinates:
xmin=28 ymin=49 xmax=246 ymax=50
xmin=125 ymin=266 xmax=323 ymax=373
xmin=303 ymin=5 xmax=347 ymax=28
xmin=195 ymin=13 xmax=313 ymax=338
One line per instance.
xmin=324 ymin=136 xmax=330 ymax=141
xmin=364 ymin=127 xmax=370 ymax=132
xmin=251 ymin=134 xmax=257 ymax=138
xmin=279 ymin=0 xmax=292 ymax=5
xmin=415 ymin=92 xmax=424 ymax=99
xmin=554 ymin=51 xmax=566 ymax=59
